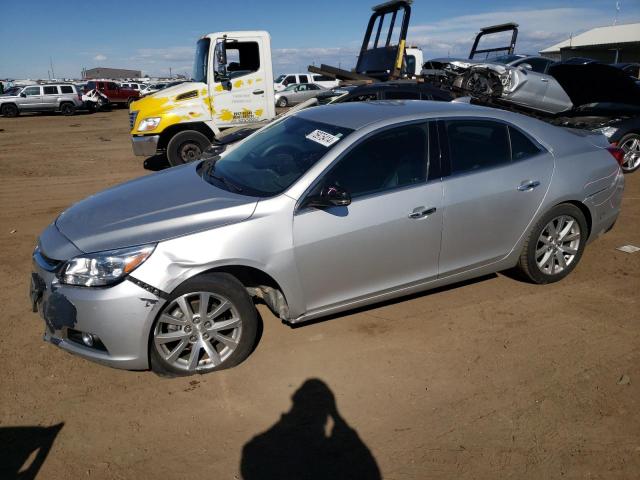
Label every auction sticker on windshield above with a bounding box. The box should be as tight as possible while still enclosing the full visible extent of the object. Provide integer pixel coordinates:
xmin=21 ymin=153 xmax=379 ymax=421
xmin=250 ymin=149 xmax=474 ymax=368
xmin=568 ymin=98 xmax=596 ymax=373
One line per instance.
xmin=305 ymin=129 xmax=342 ymax=147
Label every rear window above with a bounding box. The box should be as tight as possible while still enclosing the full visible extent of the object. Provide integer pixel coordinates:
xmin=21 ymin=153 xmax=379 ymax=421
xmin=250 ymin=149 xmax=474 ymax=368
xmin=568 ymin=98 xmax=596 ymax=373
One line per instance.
xmin=60 ymin=85 xmax=74 ymax=94
xmin=43 ymin=86 xmax=58 ymax=95
xmin=385 ymin=90 xmax=420 ymax=100
xmin=445 ymin=120 xmax=511 ymax=174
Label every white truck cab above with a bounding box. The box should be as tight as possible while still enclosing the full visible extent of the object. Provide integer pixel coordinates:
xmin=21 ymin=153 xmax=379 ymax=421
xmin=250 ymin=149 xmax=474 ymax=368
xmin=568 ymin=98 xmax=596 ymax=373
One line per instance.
xmin=130 ymin=31 xmax=276 ymax=166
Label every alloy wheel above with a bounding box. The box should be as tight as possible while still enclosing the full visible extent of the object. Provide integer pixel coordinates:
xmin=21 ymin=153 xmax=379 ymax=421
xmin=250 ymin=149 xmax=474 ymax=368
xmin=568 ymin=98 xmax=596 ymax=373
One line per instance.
xmin=619 ymin=136 xmax=640 ymax=172
xmin=153 ymin=291 xmax=242 ymax=372
xmin=535 ymin=215 xmax=581 ymax=275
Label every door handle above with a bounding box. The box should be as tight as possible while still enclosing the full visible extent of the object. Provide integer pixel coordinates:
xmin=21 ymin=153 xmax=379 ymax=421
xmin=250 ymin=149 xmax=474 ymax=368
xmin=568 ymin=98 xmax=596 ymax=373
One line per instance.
xmin=408 ymin=207 xmax=436 ymax=219
xmin=540 ymin=78 xmax=549 ymax=82
xmin=252 ymin=89 xmax=264 ymax=95
xmin=517 ymin=180 xmax=541 ymax=191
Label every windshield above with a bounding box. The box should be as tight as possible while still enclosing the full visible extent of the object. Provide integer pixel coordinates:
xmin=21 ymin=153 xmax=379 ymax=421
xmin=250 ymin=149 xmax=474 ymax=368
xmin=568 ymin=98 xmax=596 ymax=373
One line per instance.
xmin=274 ymin=74 xmax=286 ymax=83
xmin=192 ymin=38 xmax=210 ymax=83
xmin=2 ymin=86 xmax=21 ymax=96
xmin=199 ymin=116 xmax=354 ymax=196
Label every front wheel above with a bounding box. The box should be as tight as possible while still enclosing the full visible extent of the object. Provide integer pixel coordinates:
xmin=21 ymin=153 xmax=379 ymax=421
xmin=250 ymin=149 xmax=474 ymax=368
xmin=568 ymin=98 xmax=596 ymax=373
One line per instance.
xmin=618 ymin=133 xmax=640 ymax=173
xmin=166 ymin=130 xmax=210 ymax=166
xmin=150 ymin=274 xmax=258 ymax=376
xmin=277 ymin=97 xmax=288 ymax=107
xmin=517 ymin=204 xmax=588 ymax=284
xmin=1 ymin=104 xmax=19 ymax=117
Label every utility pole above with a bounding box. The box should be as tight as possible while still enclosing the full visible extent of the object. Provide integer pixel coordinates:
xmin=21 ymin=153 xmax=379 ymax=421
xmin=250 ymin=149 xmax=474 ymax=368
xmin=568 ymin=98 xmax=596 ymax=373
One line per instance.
xmin=50 ymin=57 xmax=55 ymax=79
xmin=169 ymin=67 xmax=172 ymax=78
xmin=614 ymin=1 xmax=621 ymax=25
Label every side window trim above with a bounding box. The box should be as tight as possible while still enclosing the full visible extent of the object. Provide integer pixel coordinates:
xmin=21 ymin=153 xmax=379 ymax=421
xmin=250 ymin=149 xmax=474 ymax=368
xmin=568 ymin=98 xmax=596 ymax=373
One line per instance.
xmin=296 ymin=120 xmax=432 ymax=213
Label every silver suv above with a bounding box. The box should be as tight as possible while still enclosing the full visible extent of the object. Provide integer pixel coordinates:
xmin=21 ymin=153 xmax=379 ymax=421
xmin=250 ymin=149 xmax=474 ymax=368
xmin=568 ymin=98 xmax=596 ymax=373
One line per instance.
xmin=0 ymin=84 xmax=83 ymax=117
xmin=30 ymin=101 xmax=623 ymax=376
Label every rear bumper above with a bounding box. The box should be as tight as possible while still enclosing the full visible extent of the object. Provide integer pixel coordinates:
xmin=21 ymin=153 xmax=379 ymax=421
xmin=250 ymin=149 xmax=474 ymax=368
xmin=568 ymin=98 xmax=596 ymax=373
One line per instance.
xmin=585 ymin=167 xmax=625 ymax=241
xmin=131 ymin=135 xmax=160 ymax=157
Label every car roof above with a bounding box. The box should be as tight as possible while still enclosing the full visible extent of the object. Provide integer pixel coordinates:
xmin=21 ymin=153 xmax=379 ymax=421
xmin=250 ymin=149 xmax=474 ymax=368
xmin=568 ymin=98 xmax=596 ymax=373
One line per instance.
xmin=294 ymin=100 xmax=503 ymax=130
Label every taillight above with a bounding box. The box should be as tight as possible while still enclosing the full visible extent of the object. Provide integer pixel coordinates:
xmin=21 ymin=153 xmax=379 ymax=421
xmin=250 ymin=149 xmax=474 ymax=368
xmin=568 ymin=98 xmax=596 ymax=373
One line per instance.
xmin=607 ymin=146 xmax=625 ymax=167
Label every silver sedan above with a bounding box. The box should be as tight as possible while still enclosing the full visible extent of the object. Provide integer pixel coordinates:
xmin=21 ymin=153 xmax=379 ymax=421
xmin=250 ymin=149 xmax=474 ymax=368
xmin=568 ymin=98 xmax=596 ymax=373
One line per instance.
xmin=275 ymin=83 xmax=325 ymax=107
xmin=31 ymin=101 xmax=624 ymax=375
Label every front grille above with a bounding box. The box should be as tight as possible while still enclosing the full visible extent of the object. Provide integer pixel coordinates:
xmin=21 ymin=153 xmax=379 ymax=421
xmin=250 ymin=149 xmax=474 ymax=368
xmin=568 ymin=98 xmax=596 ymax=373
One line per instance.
xmin=129 ymin=110 xmax=138 ymax=130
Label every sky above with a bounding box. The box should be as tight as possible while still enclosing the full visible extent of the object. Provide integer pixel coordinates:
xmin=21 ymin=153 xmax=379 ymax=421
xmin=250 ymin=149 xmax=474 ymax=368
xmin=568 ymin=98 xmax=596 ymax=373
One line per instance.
xmin=1 ymin=0 xmax=638 ymax=80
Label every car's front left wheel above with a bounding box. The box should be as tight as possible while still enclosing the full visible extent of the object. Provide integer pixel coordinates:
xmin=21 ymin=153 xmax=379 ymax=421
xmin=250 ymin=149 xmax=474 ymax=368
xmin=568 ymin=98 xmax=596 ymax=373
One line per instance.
xmin=150 ymin=273 xmax=258 ymax=376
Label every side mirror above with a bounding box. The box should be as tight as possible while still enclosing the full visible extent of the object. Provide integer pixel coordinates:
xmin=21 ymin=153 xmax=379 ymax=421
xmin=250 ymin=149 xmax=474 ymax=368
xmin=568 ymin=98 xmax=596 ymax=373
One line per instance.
xmin=20 ymin=92 xmax=26 ymax=97
xmin=305 ymin=185 xmax=351 ymax=209
xmin=214 ymin=38 xmax=231 ymax=89
xmin=519 ymin=63 xmax=532 ymax=71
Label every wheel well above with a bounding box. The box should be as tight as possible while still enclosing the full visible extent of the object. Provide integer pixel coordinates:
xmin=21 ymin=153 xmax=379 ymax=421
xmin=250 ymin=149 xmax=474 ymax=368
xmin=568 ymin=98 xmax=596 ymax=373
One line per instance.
xmin=1 ymin=103 xmax=17 ymax=111
xmin=158 ymin=122 xmax=215 ymax=150
xmin=561 ymin=201 xmax=592 ymax=238
xmin=197 ymin=265 xmax=289 ymax=319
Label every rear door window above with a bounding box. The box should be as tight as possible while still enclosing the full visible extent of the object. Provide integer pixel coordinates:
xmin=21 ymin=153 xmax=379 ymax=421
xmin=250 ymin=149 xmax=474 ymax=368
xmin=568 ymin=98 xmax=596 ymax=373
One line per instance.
xmin=43 ymin=86 xmax=59 ymax=95
xmin=508 ymin=126 xmax=543 ymax=161
xmin=444 ymin=120 xmax=510 ymax=174
xmin=298 ymin=75 xmax=309 ymax=84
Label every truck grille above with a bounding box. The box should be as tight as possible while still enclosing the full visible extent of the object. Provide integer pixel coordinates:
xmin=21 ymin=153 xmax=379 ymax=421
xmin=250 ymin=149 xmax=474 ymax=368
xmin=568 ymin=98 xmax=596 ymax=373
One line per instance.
xmin=129 ymin=111 xmax=138 ymax=130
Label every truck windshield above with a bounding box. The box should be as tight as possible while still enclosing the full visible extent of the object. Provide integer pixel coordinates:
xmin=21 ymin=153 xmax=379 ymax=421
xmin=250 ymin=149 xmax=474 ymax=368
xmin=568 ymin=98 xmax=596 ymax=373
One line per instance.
xmin=192 ymin=38 xmax=210 ymax=83
xmin=199 ymin=116 xmax=354 ymax=197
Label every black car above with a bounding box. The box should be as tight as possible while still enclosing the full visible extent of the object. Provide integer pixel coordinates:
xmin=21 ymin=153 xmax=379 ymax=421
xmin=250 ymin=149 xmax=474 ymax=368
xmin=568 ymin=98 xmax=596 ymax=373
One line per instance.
xmin=331 ymin=81 xmax=453 ymax=104
xmin=594 ymin=116 xmax=640 ymax=173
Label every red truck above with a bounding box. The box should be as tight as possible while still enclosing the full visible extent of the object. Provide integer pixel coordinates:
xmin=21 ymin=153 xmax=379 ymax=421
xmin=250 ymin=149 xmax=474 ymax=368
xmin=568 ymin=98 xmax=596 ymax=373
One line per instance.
xmin=85 ymin=80 xmax=140 ymax=108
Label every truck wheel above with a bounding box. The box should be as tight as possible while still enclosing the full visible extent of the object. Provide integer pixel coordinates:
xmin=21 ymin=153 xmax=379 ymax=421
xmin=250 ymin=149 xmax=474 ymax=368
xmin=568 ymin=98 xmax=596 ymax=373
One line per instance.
xmin=167 ymin=131 xmax=211 ymax=167
xmin=1 ymin=104 xmax=19 ymax=117
xmin=60 ymin=103 xmax=76 ymax=116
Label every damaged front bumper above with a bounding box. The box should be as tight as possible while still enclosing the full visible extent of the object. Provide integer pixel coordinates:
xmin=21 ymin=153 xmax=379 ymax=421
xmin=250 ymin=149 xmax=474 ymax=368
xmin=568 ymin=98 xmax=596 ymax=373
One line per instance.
xmin=31 ymin=244 xmax=165 ymax=370
xmin=131 ymin=134 xmax=160 ymax=157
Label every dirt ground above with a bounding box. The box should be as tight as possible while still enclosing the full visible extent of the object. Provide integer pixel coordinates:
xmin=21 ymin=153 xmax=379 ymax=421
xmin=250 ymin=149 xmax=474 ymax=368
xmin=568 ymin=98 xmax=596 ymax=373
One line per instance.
xmin=0 ymin=109 xmax=639 ymax=479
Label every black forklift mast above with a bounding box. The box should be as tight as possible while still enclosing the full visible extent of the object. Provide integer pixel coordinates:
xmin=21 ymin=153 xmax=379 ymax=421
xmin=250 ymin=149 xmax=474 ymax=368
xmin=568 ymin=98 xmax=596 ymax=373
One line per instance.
xmin=309 ymin=0 xmax=412 ymax=83
xmin=468 ymin=23 xmax=519 ymax=60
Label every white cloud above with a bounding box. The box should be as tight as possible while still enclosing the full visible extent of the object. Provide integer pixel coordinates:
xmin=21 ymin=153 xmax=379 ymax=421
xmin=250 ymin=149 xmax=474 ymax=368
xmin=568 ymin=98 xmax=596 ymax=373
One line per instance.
xmin=93 ymin=54 xmax=107 ymax=62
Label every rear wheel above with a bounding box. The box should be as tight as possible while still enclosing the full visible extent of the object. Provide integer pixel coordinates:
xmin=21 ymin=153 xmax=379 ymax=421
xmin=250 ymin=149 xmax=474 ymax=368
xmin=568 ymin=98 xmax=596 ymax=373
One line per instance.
xmin=166 ymin=130 xmax=210 ymax=167
xmin=517 ymin=204 xmax=588 ymax=284
xmin=1 ymin=104 xmax=19 ymax=117
xmin=60 ymin=103 xmax=75 ymax=116
xmin=618 ymin=133 xmax=640 ymax=173
xmin=150 ymin=274 xmax=258 ymax=377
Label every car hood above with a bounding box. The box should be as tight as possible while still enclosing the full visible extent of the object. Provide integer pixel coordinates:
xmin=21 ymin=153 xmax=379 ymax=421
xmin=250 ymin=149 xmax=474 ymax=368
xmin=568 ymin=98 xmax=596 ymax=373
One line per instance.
xmin=548 ymin=63 xmax=640 ymax=108
xmin=55 ymin=163 xmax=258 ymax=253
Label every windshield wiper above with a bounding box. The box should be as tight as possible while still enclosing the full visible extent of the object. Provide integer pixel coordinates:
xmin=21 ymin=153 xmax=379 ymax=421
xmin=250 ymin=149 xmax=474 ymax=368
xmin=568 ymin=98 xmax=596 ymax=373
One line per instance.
xmin=204 ymin=157 xmax=243 ymax=193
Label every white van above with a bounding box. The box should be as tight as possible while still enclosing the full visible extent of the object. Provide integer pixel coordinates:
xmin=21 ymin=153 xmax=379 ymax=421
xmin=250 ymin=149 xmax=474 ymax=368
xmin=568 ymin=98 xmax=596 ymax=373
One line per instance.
xmin=274 ymin=73 xmax=339 ymax=91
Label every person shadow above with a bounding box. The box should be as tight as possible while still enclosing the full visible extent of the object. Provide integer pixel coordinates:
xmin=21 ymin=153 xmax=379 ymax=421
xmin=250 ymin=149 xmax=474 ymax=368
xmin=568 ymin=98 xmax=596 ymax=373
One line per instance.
xmin=240 ymin=379 xmax=381 ymax=480
xmin=0 ymin=423 xmax=63 ymax=480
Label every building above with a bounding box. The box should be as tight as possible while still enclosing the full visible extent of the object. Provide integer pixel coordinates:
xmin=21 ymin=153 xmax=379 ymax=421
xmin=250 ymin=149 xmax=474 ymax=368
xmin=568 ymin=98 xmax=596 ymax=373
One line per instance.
xmin=539 ymin=22 xmax=640 ymax=63
xmin=82 ymin=67 xmax=142 ymax=79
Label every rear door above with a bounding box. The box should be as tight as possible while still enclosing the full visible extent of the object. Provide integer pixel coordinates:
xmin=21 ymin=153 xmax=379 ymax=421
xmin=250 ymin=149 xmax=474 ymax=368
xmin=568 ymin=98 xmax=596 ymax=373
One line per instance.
xmin=438 ymin=119 xmax=553 ymax=276
xmin=42 ymin=85 xmax=60 ymax=110
xmin=106 ymin=82 xmax=121 ymax=102
xmin=293 ymin=122 xmax=443 ymax=312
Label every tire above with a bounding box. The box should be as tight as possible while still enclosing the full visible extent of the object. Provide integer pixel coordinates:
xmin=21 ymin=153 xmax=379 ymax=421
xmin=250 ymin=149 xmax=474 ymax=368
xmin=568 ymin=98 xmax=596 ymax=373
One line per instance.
xmin=59 ymin=103 xmax=75 ymax=116
xmin=618 ymin=133 xmax=640 ymax=174
xmin=166 ymin=130 xmax=210 ymax=167
xmin=149 ymin=273 xmax=258 ymax=377
xmin=517 ymin=203 xmax=588 ymax=284
xmin=277 ymin=97 xmax=288 ymax=107
xmin=1 ymin=104 xmax=19 ymax=117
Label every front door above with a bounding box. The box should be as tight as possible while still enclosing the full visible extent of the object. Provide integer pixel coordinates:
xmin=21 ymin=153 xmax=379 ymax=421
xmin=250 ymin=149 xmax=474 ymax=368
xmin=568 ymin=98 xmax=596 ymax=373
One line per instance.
xmin=438 ymin=119 xmax=554 ymax=276
xmin=211 ymin=36 xmax=270 ymax=128
xmin=293 ymin=123 xmax=443 ymax=312
xmin=19 ymin=86 xmax=43 ymax=111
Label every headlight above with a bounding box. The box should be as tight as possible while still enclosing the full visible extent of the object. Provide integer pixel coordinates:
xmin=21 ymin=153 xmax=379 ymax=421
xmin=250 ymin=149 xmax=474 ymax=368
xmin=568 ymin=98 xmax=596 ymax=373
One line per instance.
xmin=138 ymin=117 xmax=161 ymax=132
xmin=59 ymin=244 xmax=155 ymax=287
xmin=593 ymin=126 xmax=618 ymax=139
